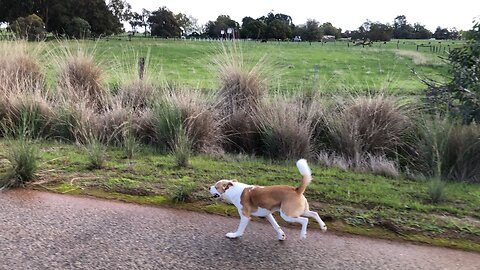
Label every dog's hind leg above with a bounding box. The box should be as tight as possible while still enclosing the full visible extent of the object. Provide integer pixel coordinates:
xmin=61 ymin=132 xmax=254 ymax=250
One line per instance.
xmin=266 ymin=214 xmax=286 ymax=241
xmin=226 ymin=214 xmax=250 ymax=239
xmin=280 ymin=211 xmax=309 ymax=239
xmin=302 ymin=210 xmax=327 ymax=232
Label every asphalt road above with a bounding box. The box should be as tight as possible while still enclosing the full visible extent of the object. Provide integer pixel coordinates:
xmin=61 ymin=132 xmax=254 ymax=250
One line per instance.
xmin=1 ymin=190 xmax=479 ymax=270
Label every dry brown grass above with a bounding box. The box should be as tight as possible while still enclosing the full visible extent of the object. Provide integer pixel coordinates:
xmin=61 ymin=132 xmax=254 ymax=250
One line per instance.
xmin=213 ymin=43 xmax=268 ymax=153
xmin=167 ymin=87 xmax=223 ymax=154
xmin=0 ymin=41 xmax=44 ymax=95
xmin=55 ymin=44 xmax=108 ymax=112
xmin=324 ymin=95 xmax=412 ymax=165
xmin=257 ymin=95 xmax=320 ymax=159
xmin=317 ymin=151 xmax=399 ymax=178
xmin=115 ymin=80 xmax=155 ymax=110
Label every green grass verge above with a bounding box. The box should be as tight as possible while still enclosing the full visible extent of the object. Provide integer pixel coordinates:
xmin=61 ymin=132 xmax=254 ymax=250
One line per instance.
xmin=1 ymin=138 xmax=479 ymax=252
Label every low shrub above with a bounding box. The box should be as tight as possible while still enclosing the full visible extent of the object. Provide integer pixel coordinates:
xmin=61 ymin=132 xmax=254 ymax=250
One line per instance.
xmin=1 ymin=140 xmax=38 ymax=189
xmin=169 ymin=180 xmax=196 ymax=203
xmin=427 ymin=178 xmax=446 ymax=203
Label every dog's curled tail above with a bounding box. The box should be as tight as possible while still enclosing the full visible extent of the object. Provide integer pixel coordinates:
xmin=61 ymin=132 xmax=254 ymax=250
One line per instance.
xmin=296 ymin=159 xmax=312 ymax=194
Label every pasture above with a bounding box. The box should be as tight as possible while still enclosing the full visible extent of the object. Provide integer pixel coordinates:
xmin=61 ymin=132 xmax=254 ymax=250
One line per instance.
xmin=38 ymin=37 xmax=457 ymax=94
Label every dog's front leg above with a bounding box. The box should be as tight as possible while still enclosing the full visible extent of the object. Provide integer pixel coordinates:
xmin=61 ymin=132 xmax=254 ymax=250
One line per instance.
xmin=266 ymin=214 xmax=286 ymax=241
xmin=226 ymin=214 xmax=250 ymax=239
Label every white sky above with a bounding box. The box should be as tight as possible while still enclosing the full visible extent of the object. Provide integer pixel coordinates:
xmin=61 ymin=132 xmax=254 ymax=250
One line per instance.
xmin=126 ymin=0 xmax=479 ymax=32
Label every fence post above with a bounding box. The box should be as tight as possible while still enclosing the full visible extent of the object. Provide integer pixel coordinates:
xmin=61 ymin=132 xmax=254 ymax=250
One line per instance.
xmin=139 ymin=57 xmax=145 ymax=80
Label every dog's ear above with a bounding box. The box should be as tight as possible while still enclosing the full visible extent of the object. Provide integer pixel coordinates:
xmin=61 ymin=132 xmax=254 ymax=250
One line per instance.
xmin=231 ymin=179 xmax=238 ymax=183
xmin=227 ymin=182 xmax=234 ymax=188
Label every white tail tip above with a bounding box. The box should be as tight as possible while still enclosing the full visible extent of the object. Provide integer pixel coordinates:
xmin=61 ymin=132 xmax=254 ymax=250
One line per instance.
xmin=296 ymin=159 xmax=311 ymax=176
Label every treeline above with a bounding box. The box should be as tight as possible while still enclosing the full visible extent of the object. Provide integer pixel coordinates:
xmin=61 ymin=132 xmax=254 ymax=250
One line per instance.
xmin=0 ymin=0 xmax=124 ymax=38
xmin=0 ymin=0 xmax=470 ymax=41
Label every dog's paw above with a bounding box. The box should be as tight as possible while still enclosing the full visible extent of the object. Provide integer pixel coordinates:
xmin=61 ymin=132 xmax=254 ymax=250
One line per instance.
xmin=321 ymin=225 xmax=327 ymax=232
xmin=277 ymin=230 xmax=286 ymax=241
xmin=226 ymin=232 xmax=240 ymax=239
xmin=299 ymin=232 xmax=307 ymax=240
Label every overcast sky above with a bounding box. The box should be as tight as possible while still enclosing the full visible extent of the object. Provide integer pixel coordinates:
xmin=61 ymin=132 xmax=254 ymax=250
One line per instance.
xmin=126 ymin=0 xmax=479 ymax=32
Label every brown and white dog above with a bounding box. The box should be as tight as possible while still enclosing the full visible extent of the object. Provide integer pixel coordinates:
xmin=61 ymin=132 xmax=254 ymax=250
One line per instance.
xmin=209 ymin=159 xmax=327 ymax=240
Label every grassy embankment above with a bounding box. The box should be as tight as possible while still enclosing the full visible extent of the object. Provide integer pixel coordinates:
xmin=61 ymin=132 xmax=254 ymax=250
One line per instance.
xmin=1 ymin=139 xmax=478 ymax=251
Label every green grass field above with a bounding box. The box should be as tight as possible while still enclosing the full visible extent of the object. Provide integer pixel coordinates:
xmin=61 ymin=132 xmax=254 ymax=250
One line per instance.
xmin=35 ymin=38 xmax=460 ymax=94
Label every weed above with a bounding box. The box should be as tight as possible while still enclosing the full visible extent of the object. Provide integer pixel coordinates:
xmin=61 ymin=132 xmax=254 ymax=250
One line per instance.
xmin=428 ymin=178 xmax=446 ymax=203
xmin=85 ymin=136 xmax=106 ymax=170
xmin=151 ymin=99 xmax=182 ymax=152
xmin=1 ymin=139 xmax=37 ymax=189
xmin=121 ymin=114 xmax=139 ymax=159
xmin=173 ymin=127 xmax=192 ymax=167
xmin=170 ymin=179 xmax=196 ymax=203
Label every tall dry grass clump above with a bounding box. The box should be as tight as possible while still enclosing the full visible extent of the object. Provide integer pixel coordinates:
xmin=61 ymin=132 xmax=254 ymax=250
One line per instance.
xmin=167 ymin=87 xmax=223 ymax=154
xmin=415 ymin=116 xmax=480 ymax=182
xmin=0 ymin=41 xmax=52 ymax=139
xmin=256 ymin=96 xmax=320 ymax=159
xmin=1 ymin=93 xmax=53 ymax=139
xmin=115 ymin=80 xmax=154 ymax=110
xmin=213 ymin=43 xmax=268 ymax=153
xmin=56 ymin=45 xmax=107 ymax=111
xmin=0 ymin=41 xmax=45 ymax=94
xmin=324 ymin=95 xmax=412 ymax=166
xmin=444 ymin=123 xmax=480 ymax=182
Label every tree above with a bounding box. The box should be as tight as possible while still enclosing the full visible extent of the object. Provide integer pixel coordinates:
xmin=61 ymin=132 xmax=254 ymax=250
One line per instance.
xmin=303 ymin=19 xmax=321 ymax=42
xmin=258 ymin=12 xmax=294 ymax=40
xmin=140 ymin=9 xmax=151 ymax=36
xmin=267 ymin=19 xmax=291 ymax=39
xmin=320 ymin=22 xmax=341 ymax=38
xmin=368 ymin=22 xmax=393 ymax=41
xmin=65 ymin=17 xmax=91 ymax=38
xmin=412 ymin=23 xmax=432 ymax=39
xmin=108 ymin=0 xmax=132 ymax=22
xmin=75 ymin=0 xmax=122 ymax=36
xmin=423 ymin=21 xmax=480 ymax=123
xmin=204 ymin=15 xmax=239 ymax=38
xmin=393 ymin=15 xmax=415 ymax=39
xmin=240 ymin=17 xmax=267 ymax=39
xmin=10 ymin=14 xmax=46 ymax=41
xmin=148 ymin=7 xmax=180 ymax=38
xmin=0 ymin=0 xmax=35 ymax=23
xmin=433 ymin=27 xmax=450 ymax=40
xmin=175 ymin=13 xmax=199 ymax=36
xmin=128 ymin=12 xmax=142 ymax=34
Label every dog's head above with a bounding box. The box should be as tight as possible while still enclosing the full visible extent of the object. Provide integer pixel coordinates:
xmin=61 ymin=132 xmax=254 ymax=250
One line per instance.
xmin=209 ymin=179 xmax=237 ymax=199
